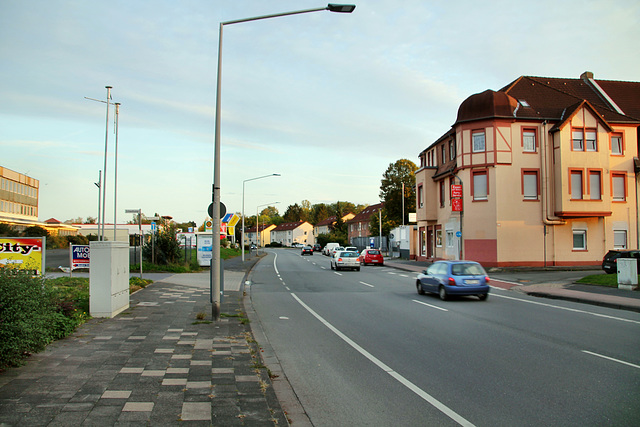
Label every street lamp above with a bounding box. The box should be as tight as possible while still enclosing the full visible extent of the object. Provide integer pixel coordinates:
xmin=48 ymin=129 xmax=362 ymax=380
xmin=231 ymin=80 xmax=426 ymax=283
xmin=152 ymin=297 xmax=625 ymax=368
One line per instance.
xmin=242 ymin=174 xmax=280 ymax=261
xmin=210 ymin=3 xmax=356 ymax=320
xmin=256 ymin=202 xmax=280 ymax=254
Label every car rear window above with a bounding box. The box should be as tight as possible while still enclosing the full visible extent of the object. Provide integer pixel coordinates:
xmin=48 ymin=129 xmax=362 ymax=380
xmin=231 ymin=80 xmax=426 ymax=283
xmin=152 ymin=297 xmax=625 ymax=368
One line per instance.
xmin=367 ymin=250 xmax=380 ymax=255
xmin=340 ymin=252 xmax=357 ymax=257
xmin=451 ymin=263 xmax=485 ymax=276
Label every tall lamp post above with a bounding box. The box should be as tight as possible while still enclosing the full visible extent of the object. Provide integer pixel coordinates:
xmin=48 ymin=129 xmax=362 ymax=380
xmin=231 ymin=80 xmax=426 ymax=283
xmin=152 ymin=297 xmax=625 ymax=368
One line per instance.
xmin=242 ymin=174 xmax=280 ymax=261
xmin=210 ymin=3 xmax=356 ymax=320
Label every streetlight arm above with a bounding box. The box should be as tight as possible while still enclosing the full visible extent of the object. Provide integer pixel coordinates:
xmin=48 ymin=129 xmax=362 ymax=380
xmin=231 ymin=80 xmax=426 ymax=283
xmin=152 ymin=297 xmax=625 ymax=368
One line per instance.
xmin=222 ymin=4 xmax=354 ymax=26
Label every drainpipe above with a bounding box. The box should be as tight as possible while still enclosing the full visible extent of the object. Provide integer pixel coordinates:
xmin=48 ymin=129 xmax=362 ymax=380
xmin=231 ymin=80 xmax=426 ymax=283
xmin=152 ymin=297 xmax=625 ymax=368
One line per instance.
xmin=540 ymin=120 xmax=565 ymax=267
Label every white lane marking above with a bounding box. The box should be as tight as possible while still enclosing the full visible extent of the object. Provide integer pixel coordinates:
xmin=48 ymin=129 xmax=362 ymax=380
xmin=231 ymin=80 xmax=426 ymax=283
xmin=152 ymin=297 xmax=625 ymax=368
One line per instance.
xmin=490 ymin=278 xmax=522 ymax=286
xmin=399 ymin=274 xmax=409 ymax=278
xmin=359 ymin=281 xmax=374 ymax=288
xmin=334 ymin=272 xmax=343 ymax=276
xmin=387 ymin=272 xmax=397 ymax=275
xmin=279 ymin=316 xmax=289 ymax=320
xmin=291 ymin=293 xmax=474 ymax=427
xmin=412 ymin=299 xmax=449 ymax=312
xmin=491 ymin=293 xmax=640 ymax=325
xmin=582 ymin=350 xmax=640 ymax=370
xmin=273 ymin=252 xmax=279 ymax=275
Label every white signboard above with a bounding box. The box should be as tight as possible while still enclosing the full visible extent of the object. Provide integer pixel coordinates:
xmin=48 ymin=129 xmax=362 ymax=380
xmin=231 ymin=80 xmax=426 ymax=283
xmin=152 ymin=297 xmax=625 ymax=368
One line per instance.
xmin=197 ymin=234 xmax=213 ymax=266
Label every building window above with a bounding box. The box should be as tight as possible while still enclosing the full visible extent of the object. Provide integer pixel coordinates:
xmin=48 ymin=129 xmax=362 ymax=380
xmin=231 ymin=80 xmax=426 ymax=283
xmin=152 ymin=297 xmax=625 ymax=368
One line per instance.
xmin=612 ymin=173 xmax=626 ymax=201
xmin=441 ymin=145 xmax=446 ymax=164
xmin=586 ymin=130 xmax=597 ymax=151
xmin=570 ymin=170 xmax=583 ymax=200
xmin=449 ymin=141 xmax=455 ymax=160
xmin=439 ymin=180 xmax=445 ymax=207
xmin=472 ymin=130 xmax=485 ymax=153
xmin=572 ymin=129 xmax=584 ymax=151
xmin=523 ymin=129 xmax=536 ymax=152
xmin=588 ymin=170 xmax=602 ymax=200
xmin=522 ymin=170 xmax=539 ymax=200
xmin=435 ymin=227 xmax=442 ymax=247
xmin=446 ymin=231 xmax=454 ymax=248
xmin=573 ymin=230 xmax=587 ymax=250
xmin=614 ymin=230 xmax=627 ymax=249
xmin=611 ymin=134 xmax=623 ymax=155
xmin=472 ymin=170 xmax=488 ymax=201
xmin=418 ymin=184 xmax=424 ymax=208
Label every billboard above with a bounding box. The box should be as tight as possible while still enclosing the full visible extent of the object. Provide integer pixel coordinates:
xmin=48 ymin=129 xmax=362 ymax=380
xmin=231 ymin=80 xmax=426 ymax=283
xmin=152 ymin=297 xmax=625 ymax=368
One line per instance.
xmin=197 ymin=234 xmax=213 ymax=266
xmin=0 ymin=237 xmax=45 ymax=275
xmin=70 ymin=244 xmax=90 ymax=270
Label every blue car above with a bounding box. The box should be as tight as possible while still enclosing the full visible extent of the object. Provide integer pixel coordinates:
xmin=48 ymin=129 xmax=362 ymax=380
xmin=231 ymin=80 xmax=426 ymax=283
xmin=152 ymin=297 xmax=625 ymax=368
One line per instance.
xmin=416 ymin=260 xmax=490 ymax=301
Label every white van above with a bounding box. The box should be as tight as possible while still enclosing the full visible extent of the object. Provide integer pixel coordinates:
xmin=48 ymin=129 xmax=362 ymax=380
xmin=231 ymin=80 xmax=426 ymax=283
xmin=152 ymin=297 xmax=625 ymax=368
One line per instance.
xmin=323 ymin=243 xmax=340 ymax=256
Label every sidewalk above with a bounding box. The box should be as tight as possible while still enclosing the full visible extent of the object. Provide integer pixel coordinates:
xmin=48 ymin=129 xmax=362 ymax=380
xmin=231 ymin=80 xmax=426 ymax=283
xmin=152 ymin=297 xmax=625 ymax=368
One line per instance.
xmin=385 ymin=258 xmax=640 ymax=313
xmin=0 ymin=252 xmax=288 ymax=426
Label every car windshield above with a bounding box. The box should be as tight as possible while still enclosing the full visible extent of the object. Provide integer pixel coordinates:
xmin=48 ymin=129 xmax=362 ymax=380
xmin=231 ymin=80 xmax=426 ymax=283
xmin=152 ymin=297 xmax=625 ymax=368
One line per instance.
xmin=451 ymin=263 xmax=485 ymax=276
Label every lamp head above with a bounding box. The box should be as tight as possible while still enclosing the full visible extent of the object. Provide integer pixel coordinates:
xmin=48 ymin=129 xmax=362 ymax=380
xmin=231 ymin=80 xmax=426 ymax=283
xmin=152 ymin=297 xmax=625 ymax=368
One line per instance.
xmin=327 ymin=4 xmax=356 ymax=13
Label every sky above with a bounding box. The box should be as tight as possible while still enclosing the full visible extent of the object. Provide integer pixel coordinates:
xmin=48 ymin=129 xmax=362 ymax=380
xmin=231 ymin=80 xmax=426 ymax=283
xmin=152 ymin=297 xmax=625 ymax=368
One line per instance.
xmin=2 ymin=0 xmax=640 ymax=225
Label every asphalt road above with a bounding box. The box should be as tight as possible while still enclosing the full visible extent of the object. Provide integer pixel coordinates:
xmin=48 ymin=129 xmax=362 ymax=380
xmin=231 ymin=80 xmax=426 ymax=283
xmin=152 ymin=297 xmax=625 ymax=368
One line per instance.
xmin=248 ymin=249 xmax=640 ymax=426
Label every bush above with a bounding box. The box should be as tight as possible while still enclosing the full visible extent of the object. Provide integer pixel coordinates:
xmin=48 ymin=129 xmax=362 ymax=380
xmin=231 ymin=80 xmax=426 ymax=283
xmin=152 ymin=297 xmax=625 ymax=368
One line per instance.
xmin=0 ymin=270 xmax=57 ymax=368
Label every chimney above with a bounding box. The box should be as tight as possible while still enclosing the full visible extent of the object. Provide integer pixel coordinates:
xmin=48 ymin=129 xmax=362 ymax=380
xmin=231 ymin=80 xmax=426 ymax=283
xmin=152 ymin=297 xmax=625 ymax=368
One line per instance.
xmin=580 ymin=71 xmax=594 ymax=80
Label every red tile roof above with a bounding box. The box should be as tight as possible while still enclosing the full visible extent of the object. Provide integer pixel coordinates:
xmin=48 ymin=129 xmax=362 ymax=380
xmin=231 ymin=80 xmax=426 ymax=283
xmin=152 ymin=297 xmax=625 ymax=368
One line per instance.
xmin=347 ymin=203 xmax=384 ymax=224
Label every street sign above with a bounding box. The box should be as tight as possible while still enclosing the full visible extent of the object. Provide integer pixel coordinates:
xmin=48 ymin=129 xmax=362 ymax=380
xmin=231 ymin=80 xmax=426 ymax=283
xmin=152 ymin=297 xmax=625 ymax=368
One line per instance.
xmin=456 ymin=231 xmax=462 ymax=238
xmin=208 ymin=202 xmax=227 ymax=218
xmin=222 ymin=213 xmax=233 ymax=223
xmin=150 ymin=221 xmax=156 ymax=232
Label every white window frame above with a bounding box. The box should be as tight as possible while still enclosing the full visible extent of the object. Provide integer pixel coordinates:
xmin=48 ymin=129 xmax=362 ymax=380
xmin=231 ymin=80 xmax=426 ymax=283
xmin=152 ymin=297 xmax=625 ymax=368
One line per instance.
xmin=523 ymin=130 xmax=536 ymax=152
xmin=611 ymin=134 xmax=623 ymax=155
xmin=473 ymin=171 xmax=488 ymax=201
xmin=571 ymin=170 xmax=583 ymax=200
xmin=613 ymin=230 xmax=627 ymax=249
xmin=572 ymin=130 xmax=584 ymax=151
xmin=523 ymin=171 xmax=538 ymax=200
xmin=573 ymin=229 xmax=587 ymax=250
xmin=589 ymin=171 xmax=601 ymax=200
xmin=585 ymin=130 xmax=597 ymax=151
xmin=612 ymin=174 xmax=626 ymax=201
xmin=472 ymin=131 xmax=485 ymax=153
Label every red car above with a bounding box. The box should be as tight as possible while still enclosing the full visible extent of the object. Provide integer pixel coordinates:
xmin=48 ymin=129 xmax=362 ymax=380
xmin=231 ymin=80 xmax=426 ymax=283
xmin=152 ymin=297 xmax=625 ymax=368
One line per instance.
xmin=359 ymin=249 xmax=384 ymax=266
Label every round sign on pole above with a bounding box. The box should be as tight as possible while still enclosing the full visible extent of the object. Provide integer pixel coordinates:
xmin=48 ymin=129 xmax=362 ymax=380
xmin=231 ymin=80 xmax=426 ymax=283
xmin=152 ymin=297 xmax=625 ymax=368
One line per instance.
xmin=208 ymin=202 xmax=227 ymax=218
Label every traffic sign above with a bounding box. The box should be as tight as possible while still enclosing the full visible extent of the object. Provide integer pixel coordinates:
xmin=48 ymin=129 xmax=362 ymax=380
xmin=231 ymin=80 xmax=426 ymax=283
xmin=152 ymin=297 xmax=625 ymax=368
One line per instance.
xmin=207 ymin=202 xmax=227 ymax=218
xmin=151 ymin=222 xmax=156 ymax=233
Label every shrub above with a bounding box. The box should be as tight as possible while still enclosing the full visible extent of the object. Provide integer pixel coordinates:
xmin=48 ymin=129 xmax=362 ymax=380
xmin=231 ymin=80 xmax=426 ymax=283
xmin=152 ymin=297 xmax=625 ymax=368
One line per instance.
xmin=0 ymin=270 xmax=57 ymax=368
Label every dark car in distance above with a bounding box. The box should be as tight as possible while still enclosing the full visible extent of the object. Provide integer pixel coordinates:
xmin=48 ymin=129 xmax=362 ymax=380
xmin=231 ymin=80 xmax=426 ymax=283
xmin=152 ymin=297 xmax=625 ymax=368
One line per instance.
xmin=313 ymin=244 xmax=322 ymax=252
xmin=602 ymin=249 xmax=640 ymax=274
xmin=301 ymin=245 xmax=314 ymax=256
xmin=417 ymin=260 xmax=490 ymax=301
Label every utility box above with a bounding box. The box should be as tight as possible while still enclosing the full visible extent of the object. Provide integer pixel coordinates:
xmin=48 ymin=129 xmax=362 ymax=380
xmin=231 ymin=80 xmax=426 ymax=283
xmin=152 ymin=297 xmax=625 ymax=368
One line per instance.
xmin=617 ymin=258 xmax=638 ymax=291
xmin=90 ymin=241 xmax=130 ymax=317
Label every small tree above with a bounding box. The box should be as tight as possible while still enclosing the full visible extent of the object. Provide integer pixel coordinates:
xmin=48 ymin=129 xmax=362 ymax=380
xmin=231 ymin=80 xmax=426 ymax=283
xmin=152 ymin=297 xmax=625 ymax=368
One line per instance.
xmin=143 ymin=223 xmax=181 ymax=265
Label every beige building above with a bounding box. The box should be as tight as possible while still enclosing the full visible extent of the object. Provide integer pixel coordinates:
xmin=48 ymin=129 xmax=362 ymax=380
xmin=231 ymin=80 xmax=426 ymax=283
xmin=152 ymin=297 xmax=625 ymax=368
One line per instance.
xmin=244 ymin=224 xmax=276 ymax=247
xmin=313 ymin=213 xmax=355 ymax=237
xmin=0 ymin=166 xmax=39 ymax=228
xmin=415 ymin=72 xmax=640 ymax=267
xmin=271 ymin=221 xmax=314 ymax=246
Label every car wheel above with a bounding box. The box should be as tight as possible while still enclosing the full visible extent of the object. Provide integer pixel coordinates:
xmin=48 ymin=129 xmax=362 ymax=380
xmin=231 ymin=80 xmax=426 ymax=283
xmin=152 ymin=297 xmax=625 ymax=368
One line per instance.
xmin=478 ymin=293 xmax=488 ymax=301
xmin=356 ymin=267 xmax=360 ymax=271
xmin=417 ymin=282 xmax=425 ymax=295
xmin=330 ymin=263 xmax=334 ymax=270
xmin=439 ymin=286 xmax=448 ymax=301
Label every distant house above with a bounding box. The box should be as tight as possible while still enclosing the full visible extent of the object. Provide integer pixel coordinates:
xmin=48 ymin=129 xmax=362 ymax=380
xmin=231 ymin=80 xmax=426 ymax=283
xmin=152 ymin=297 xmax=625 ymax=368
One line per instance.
xmin=244 ymin=224 xmax=276 ymax=247
xmin=415 ymin=71 xmax=640 ymax=266
xmin=271 ymin=221 xmax=314 ymax=246
xmin=346 ymin=203 xmax=384 ymax=246
xmin=43 ymin=218 xmax=78 ymax=236
xmin=313 ymin=213 xmax=355 ymax=237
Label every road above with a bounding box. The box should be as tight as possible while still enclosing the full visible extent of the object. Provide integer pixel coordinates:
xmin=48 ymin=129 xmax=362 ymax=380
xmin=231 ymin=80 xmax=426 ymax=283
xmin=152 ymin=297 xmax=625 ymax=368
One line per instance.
xmin=248 ymin=249 xmax=640 ymax=426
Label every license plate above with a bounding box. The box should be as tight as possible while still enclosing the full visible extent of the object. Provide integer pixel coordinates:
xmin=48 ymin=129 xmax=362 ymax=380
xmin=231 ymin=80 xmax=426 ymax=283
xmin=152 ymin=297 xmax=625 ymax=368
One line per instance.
xmin=465 ymin=279 xmax=479 ymax=285
xmin=372 ymin=260 xmax=379 ymax=263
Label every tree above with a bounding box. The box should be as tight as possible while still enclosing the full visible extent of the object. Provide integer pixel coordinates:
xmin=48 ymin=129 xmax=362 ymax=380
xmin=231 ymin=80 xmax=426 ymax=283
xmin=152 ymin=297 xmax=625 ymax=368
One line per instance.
xmin=379 ymin=159 xmax=417 ymax=226
xmin=0 ymin=223 xmax=17 ymax=237
xmin=22 ymin=226 xmax=49 ymax=237
xmin=309 ymin=203 xmax=330 ymax=225
xmin=283 ymin=203 xmax=303 ymax=222
xmin=143 ymin=222 xmax=181 ymax=265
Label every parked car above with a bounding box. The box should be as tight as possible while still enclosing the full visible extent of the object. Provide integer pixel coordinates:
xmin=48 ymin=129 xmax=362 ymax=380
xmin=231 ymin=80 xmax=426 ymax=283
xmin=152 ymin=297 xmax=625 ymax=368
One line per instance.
xmin=323 ymin=242 xmax=340 ymax=256
xmin=602 ymin=249 xmax=640 ymax=274
xmin=313 ymin=244 xmax=322 ymax=252
xmin=301 ymin=245 xmax=313 ymax=256
xmin=292 ymin=242 xmax=303 ymax=248
xmin=331 ymin=250 xmax=361 ymax=271
xmin=416 ymin=260 xmax=489 ymax=301
xmin=360 ymin=249 xmax=384 ymax=266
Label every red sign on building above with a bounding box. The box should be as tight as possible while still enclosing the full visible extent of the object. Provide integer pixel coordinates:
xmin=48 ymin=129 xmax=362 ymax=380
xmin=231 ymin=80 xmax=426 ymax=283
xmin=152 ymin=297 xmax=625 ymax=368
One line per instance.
xmin=451 ymin=184 xmax=463 ymax=198
xmin=452 ymin=198 xmax=463 ymax=212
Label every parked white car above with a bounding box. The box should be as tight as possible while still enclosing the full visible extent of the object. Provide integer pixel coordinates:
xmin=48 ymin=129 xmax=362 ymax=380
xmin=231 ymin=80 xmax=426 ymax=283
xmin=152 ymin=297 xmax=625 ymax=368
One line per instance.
xmin=330 ymin=251 xmax=361 ymax=271
xmin=323 ymin=242 xmax=340 ymax=256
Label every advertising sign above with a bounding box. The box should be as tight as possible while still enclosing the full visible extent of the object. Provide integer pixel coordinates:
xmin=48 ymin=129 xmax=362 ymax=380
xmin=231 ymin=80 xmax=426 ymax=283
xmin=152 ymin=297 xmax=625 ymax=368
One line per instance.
xmin=0 ymin=237 xmax=45 ymax=275
xmin=451 ymin=184 xmax=463 ymax=198
xmin=452 ymin=198 xmax=463 ymax=212
xmin=70 ymin=245 xmax=90 ymax=270
xmin=197 ymin=235 xmax=213 ymax=266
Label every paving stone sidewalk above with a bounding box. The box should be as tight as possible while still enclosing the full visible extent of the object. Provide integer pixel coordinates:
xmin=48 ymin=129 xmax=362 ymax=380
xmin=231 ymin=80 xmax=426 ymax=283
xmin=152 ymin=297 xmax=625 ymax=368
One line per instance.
xmin=0 ymin=268 xmax=288 ymax=426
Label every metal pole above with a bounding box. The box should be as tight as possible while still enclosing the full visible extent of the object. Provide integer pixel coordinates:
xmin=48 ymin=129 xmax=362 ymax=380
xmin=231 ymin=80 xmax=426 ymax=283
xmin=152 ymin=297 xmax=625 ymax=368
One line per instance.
xmin=242 ymin=174 xmax=280 ymax=261
xmin=211 ymin=5 xmax=355 ymax=320
xmin=102 ymin=86 xmax=111 ymax=241
xmin=114 ymin=103 xmax=120 ymax=240
xmin=95 ymin=171 xmax=101 ymax=240
xmin=138 ymin=211 xmax=143 ymax=278
xmin=402 ymin=182 xmax=405 ymax=227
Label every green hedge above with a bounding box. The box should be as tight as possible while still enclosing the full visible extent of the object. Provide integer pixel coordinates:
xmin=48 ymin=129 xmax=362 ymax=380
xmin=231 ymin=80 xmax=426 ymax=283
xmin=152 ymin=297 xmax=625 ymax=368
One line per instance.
xmin=0 ymin=271 xmax=88 ymax=369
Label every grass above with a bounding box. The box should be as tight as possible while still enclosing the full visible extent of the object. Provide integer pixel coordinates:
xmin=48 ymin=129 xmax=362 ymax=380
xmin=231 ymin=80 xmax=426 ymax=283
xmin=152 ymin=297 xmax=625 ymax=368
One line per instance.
xmin=576 ymin=273 xmax=640 ymax=289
